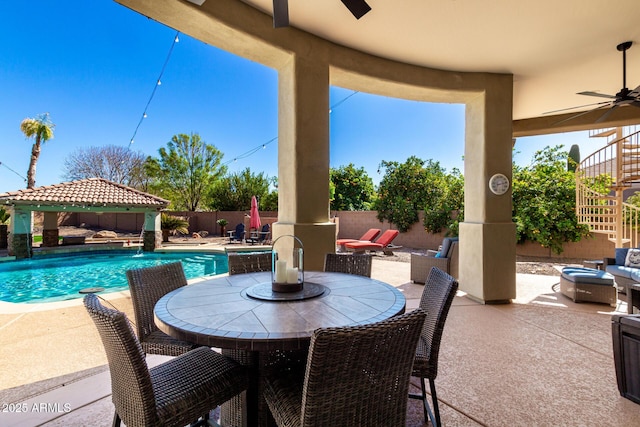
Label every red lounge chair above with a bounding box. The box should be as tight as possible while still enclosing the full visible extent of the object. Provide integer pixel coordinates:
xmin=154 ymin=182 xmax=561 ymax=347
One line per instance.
xmin=336 ymin=228 xmax=382 ymax=250
xmin=345 ymin=229 xmax=400 ymax=255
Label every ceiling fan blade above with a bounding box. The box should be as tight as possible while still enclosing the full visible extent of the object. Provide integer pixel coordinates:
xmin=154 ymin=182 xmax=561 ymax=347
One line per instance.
xmin=272 ymin=0 xmax=289 ymax=28
xmin=629 ymin=85 xmax=640 ymax=98
xmin=543 ymin=100 xmax=612 ymax=115
xmin=341 ymin=0 xmax=371 ymax=19
xmin=552 ymin=103 xmax=612 ymax=126
xmin=595 ymin=105 xmax=619 ymax=123
xmin=577 ymin=91 xmax=617 ymax=99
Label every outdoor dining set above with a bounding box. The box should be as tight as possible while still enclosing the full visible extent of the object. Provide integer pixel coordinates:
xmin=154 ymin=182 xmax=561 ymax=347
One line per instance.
xmin=84 ymin=240 xmax=459 ymax=426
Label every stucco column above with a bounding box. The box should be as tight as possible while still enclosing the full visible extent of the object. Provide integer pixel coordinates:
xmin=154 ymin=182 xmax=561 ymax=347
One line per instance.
xmin=8 ymin=207 xmax=33 ymax=258
xmin=273 ymin=55 xmax=336 ymax=271
xmin=459 ymin=83 xmax=516 ymax=303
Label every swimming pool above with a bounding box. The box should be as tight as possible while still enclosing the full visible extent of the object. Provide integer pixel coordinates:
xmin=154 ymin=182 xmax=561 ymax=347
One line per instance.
xmin=0 ymin=251 xmax=228 ymax=304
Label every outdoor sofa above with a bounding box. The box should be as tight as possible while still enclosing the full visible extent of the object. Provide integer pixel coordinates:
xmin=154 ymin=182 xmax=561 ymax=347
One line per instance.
xmin=604 ymin=247 xmax=640 ymax=294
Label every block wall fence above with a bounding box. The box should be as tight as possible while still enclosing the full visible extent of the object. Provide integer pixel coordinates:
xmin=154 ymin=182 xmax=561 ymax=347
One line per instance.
xmin=45 ymin=210 xmax=615 ymax=260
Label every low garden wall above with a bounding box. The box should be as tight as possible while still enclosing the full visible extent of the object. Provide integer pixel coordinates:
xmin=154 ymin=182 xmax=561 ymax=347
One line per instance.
xmin=53 ymin=210 xmax=616 ymax=260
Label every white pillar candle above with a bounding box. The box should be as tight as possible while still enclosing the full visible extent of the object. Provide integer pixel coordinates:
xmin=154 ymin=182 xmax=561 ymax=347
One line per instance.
xmin=275 ymin=260 xmax=287 ymax=283
xmin=286 ymin=267 xmax=299 ymax=284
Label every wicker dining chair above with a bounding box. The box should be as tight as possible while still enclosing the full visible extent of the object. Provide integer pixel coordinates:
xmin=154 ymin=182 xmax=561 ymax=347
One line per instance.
xmin=126 ymin=262 xmax=200 ymax=356
xmin=83 ymin=293 xmax=249 ymax=427
xmin=323 ymin=252 xmax=372 ymax=277
xmin=409 ymin=267 xmax=459 ymax=427
xmin=263 ymin=308 xmax=427 ymax=427
xmin=227 ymin=251 xmax=273 ymax=275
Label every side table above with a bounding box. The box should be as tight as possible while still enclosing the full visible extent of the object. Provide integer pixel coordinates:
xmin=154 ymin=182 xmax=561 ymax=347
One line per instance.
xmin=627 ymin=283 xmax=640 ymax=314
xmin=583 ymin=259 xmax=604 ymax=271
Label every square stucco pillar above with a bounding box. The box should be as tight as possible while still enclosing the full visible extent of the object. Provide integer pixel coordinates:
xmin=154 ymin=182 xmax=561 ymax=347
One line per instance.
xmin=273 ymin=55 xmax=335 ymax=271
xmin=459 ymin=82 xmax=516 ymax=303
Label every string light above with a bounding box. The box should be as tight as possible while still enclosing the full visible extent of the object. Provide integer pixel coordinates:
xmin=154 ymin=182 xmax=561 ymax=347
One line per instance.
xmin=127 ymin=30 xmax=180 ymax=149
xmin=222 ymin=90 xmax=359 ymax=167
xmin=0 ymin=160 xmax=27 ymax=182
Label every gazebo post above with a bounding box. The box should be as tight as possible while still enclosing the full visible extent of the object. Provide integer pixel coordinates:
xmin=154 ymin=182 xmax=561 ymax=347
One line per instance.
xmin=8 ymin=207 xmax=33 ymax=259
xmin=42 ymin=211 xmax=59 ymax=247
xmin=143 ymin=211 xmax=161 ymax=252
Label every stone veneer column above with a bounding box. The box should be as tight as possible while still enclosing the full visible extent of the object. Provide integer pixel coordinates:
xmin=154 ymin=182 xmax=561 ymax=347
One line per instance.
xmin=143 ymin=211 xmax=161 ymax=252
xmin=272 ymin=55 xmax=336 ymax=271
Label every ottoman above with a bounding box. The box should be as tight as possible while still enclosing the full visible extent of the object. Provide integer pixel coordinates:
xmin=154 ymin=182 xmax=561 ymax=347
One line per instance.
xmin=560 ymin=267 xmax=617 ymax=307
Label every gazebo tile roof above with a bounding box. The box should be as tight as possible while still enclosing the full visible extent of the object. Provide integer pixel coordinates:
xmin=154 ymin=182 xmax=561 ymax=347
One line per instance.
xmin=0 ymin=178 xmax=170 ymax=208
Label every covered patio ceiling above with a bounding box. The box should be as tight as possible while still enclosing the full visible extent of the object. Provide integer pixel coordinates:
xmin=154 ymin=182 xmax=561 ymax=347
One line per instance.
xmin=237 ymin=0 xmax=640 ymax=135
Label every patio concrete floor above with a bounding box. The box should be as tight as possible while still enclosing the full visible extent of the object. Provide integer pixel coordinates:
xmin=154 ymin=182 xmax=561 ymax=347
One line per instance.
xmin=1 ymin=256 xmax=639 ymax=426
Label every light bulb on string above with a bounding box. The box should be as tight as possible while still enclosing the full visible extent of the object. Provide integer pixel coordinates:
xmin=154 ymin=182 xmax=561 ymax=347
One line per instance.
xmin=143 ymin=113 xmax=147 ymax=118
xmin=157 ymin=80 xmax=162 ymax=86
xmin=175 ymin=35 xmax=179 ymax=43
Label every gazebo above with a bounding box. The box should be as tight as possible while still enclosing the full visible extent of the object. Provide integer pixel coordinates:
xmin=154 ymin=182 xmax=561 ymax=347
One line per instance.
xmin=0 ymin=178 xmax=170 ymax=258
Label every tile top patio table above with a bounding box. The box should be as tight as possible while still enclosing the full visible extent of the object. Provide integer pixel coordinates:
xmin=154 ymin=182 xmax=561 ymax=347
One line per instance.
xmin=154 ymin=271 xmax=405 ymax=426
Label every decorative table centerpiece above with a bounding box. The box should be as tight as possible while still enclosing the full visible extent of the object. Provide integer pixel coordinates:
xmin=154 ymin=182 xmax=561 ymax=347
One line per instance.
xmin=271 ymin=235 xmax=304 ymax=293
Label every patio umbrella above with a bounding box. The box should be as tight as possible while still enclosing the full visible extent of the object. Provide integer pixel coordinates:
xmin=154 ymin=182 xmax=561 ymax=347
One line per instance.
xmin=250 ymin=195 xmax=261 ymax=230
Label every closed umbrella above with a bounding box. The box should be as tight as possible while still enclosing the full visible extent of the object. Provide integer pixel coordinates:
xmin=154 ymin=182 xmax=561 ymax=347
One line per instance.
xmin=250 ymin=196 xmax=261 ymax=230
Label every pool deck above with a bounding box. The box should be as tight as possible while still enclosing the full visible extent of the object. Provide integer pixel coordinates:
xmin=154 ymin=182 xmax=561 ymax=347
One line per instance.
xmin=1 ymin=245 xmax=640 ymax=426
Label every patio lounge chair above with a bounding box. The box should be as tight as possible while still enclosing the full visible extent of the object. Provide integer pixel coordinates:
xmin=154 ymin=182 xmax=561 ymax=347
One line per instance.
xmin=323 ymin=253 xmax=372 ymax=277
xmin=246 ymin=223 xmax=271 ymax=245
xmin=126 ymin=262 xmax=201 ymax=356
xmin=336 ymin=228 xmax=381 ymax=251
xmin=263 ymin=309 xmax=427 ymax=427
xmin=409 ymin=267 xmax=459 ymax=427
xmin=229 ymin=223 xmax=245 ymax=243
xmin=344 ymin=229 xmax=400 ymax=255
xmin=83 ymin=293 xmax=249 ymax=427
xmin=411 ymin=237 xmax=459 ymax=282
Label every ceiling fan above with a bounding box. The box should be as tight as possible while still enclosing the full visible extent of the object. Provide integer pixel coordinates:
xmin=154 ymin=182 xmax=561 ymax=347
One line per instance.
xmin=547 ymin=41 xmax=640 ymax=124
xmin=272 ymin=0 xmax=371 ymax=28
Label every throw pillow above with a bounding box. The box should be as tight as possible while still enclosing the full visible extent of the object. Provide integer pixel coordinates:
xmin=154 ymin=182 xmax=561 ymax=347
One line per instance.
xmin=625 ymin=248 xmax=640 ymax=268
xmin=616 ymin=248 xmax=630 ymax=265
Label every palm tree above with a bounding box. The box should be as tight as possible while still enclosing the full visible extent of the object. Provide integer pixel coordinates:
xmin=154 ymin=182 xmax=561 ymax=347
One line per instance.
xmin=20 ymin=112 xmax=55 ymax=189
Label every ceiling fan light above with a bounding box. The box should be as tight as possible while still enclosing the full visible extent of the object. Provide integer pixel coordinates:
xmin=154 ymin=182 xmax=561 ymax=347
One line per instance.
xmin=273 ymin=0 xmax=289 ymax=28
xmin=341 ymin=0 xmax=371 ymax=20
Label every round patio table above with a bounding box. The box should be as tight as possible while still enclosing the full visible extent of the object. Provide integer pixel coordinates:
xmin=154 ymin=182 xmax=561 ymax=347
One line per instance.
xmin=154 ymin=270 xmax=406 ymax=427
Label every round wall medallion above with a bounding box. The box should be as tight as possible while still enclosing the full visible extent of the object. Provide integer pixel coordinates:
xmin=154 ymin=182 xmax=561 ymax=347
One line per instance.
xmin=489 ymin=173 xmax=510 ymax=195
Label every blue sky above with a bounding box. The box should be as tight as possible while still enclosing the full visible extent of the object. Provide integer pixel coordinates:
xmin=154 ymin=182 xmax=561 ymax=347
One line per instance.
xmin=0 ymin=0 xmax=599 ymax=195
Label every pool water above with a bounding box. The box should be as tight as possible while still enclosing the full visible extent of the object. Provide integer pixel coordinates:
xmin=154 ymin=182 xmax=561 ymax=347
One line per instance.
xmin=0 ymin=251 xmax=228 ymax=304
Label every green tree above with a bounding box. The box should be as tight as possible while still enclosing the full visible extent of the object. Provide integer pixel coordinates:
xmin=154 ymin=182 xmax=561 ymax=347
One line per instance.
xmin=20 ymin=112 xmax=55 ymax=189
xmin=145 ymin=133 xmax=226 ymax=211
xmin=422 ymin=168 xmax=464 ymax=236
xmin=208 ymin=168 xmax=272 ymax=211
xmin=374 ymin=156 xmax=446 ymax=232
xmin=512 ymin=145 xmax=590 ymax=254
xmin=567 ymin=144 xmax=580 ymax=172
xmin=330 ymin=164 xmax=375 ymax=211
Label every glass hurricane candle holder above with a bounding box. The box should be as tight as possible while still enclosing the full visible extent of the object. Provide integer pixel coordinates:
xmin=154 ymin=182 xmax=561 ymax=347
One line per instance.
xmin=271 ymin=235 xmax=304 ymax=293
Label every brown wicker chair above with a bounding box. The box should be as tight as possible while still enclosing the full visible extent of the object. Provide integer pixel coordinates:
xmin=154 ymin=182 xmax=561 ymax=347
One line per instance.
xmin=263 ymin=309 xmax=427 ymax=427
xmin=83 ymin=293 xmax=249 ymax=427
xmin=323 ymin=253 xmax=372 ymax=277
xmin=409 ymin=267 xmax=459 ymax=427
xmin=126 ymin=262 xmax=200 ymax=356
xmin=227 ymin=251 xmax=272 ymax=275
